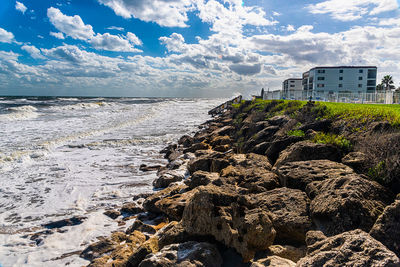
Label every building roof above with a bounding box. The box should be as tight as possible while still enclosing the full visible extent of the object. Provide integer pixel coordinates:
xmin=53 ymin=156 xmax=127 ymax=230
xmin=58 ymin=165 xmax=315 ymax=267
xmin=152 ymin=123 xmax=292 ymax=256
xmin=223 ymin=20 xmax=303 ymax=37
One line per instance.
xmin=283 ymin=78 xmax=302 ymax=82
xmin=310 ymin=66 xmax=377 ymax=71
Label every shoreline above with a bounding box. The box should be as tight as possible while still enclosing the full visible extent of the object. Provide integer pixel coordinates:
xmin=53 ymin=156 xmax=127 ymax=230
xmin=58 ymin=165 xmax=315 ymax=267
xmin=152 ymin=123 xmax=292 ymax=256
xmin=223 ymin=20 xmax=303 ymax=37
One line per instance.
xmin=82 ymin=99 xmax=400 ymax=266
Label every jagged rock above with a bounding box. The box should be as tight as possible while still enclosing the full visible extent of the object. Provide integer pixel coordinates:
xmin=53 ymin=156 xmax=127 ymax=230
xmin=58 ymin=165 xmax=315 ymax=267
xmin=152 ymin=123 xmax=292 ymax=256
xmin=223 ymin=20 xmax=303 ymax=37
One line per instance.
xmin=251 ymin=142 xmax=270 ymax=155
xmin=245 ymin=126 xmax=280 ymax=150
xmin=140 ymin=164 xmax=162 ymax=172
xmin=43 ymin=216 xmax=86 ymax=229
xmin=139 ymin=241 xmax=223 ymax=267
xmin=231 ymin=153 xmax=272 ymax=170
xmin=251 ymin=256 xmax=296 ymax=267
xmin=185 ymin=171 xmax=220 ymax=189
xmin=210 ymin=135 xmax=231 ymax=147
xmin=341 ymin=151 xmax=367 ymax=171
xmin=153 ymin=170 xmax=185 ymax=189
xmin=154 ymin=190 xmax=196 ymax=221
xmin=306 ymin=176 xmax=393 ymax=236
xmin=120 ymin=203 xmax=143 ymax=215
xmin=143 ymin=184 xmax=187 ymax=214
xmin=187 ymin=150 xmax=224 ymax=173
xmin=211 ymin=125 xmax=235 ymax=137
xmin=127 ymin=237 xmax=159 ymax=267
xmin=268 ymin=245 xmax=306 ymax=263
xmin=277 ymin=160 xmax=356 ymax=191
xmin=178 ymin=135 xmax=194 ymax=148
xmin=297 ymin=230 xmax=400 ymax=266
xmin=299 ymin=119 xmax=332 ymax=132
xmin=370 ymin=198 xmax=400 ymax=257
xmin=126 ymin=220 xmax=156 ymax=235
xmin=181 ymin=185 xmax=276 ymax=261
xmin=81 ymin=238 xmax=117 ymax=261
xmin=156 ymin=221 xmax=190 ymax=249
xmin=104 ymin=209 xmax=121 ymax=219
xmin=183 ymin=142 xmax=210 ymax=153
xmin=267 ymin=115 xmax=290 ymax=126
xmin=214 ymin=144 xmax=230 ymax=152
xmin=265 ymin=136 xmax=303 ymax=163
xmin=160 ymin=144 xmax=177 ymax=156
xmin=252 ymin=188 xmax=312 ymax=244
xmin=274 ymin=141 xmax=342 ymax=170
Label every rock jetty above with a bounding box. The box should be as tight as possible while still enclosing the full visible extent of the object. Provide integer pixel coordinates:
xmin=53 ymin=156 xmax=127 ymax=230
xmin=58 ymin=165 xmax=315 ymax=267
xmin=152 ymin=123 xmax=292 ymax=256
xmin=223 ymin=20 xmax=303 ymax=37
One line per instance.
xmin=83 ymin=100 xmax=400 ymax=266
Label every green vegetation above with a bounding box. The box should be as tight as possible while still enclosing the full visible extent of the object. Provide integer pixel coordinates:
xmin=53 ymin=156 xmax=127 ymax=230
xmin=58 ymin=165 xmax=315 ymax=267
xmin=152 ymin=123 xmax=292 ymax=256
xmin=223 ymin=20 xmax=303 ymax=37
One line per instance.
xmin=367 ymin=161 xmax=386 ymax=185
xmin=312 ymin=132 xmax=352 ymax=151
xmin=287 ymin=129 xmax=305 ymax=137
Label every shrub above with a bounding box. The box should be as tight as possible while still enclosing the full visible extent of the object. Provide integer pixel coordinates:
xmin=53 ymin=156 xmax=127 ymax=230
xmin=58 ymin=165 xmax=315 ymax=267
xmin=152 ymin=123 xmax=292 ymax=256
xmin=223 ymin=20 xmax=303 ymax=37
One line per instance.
xmin=312 ymin=132 xmax=352 ymax=151
xmin=287 ymin=129 xmax=305 ymax=137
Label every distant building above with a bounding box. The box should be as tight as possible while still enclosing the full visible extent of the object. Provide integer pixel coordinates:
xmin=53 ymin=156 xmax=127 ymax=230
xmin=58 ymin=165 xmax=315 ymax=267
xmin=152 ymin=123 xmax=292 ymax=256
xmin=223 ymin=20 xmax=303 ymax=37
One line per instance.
xmin=302 ymin=66 xmax=377 ymax=95
xmin=252 ymin=88 xmax=265 ymax=100
xmin=282 ymin=78 xmax=302 ymax=99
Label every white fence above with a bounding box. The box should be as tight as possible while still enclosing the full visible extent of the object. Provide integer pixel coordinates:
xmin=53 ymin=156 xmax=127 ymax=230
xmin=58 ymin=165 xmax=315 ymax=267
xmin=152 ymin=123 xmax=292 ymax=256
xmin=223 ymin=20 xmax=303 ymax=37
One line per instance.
xmin=264 ymin=90 xmax=400 ymax=104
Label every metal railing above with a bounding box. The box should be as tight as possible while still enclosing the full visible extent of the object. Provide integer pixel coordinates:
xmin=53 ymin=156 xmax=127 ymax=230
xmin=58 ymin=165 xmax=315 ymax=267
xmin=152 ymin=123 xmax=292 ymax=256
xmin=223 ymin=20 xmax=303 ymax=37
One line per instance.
xmin=264 ymin=91 xmax=400 ymax=104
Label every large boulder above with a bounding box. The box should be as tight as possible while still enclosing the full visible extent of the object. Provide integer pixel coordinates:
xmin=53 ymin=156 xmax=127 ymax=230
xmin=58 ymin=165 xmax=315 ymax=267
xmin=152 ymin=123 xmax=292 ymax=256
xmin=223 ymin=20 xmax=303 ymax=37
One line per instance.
xmin=306 ymin=176 xmax=393 ymax=236
xmin=243 ymin=126 xmax=280 ymax=152
xmin=341 ymin=151 xmax=367 ymax=172
xmin=143 ymin=184 xmax=187 ymax=214
xmin=297 ymin=230 xmax=400 ymax=266
xmin=277 ymin=160 xmax=356 ymax=191
xmin=187 ymin=150 xmax=224 ymax=174
xmin=265 ymin=136 xmax=303 ymax=163
xmin=154 ymin=190 xmax=196 ymax=221
xmin=139 ymin=241 xmax=222 ymax=267
xmin=251 ymin=188 xmax=312 ymax=244
xmin=185 ymin=171 xmax=220 ymax=189
xmin=181 ymin=185 xmax=276 ymax=261
xmin=153 ymin=170 xmax=185 ymax=189
xmin=274 ymin=141 xmax=342 ymax=170
xmin=370 ymin=197 xmax=400 ymax=257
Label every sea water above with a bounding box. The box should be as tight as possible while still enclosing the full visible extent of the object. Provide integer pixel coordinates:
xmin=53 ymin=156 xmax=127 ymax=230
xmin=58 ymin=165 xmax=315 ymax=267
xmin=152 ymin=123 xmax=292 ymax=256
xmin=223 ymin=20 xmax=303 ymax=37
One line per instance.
xmin=0 ymin=97 xmax=223 ymax=266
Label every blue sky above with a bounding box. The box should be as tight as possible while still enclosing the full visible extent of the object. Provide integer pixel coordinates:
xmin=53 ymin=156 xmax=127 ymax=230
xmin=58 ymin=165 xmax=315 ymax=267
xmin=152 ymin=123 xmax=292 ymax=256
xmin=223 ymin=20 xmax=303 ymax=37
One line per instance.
xmin=0 ymin=0 xmax=399 ymax=97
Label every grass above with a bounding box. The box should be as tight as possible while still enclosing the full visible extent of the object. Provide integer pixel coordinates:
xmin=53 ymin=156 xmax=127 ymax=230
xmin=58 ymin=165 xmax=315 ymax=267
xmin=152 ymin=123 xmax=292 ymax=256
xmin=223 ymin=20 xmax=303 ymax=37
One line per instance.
xmin=287 ymin=129 xmax=305 ymax=137
xmin=312 ymin=132 xmax=352 ymax=151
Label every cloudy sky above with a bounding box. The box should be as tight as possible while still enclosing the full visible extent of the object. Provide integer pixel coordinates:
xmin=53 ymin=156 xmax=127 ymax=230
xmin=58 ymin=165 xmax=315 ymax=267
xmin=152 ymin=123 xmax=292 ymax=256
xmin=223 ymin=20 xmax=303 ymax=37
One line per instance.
xmin=0 ymin=0 xmax=399 ymax=97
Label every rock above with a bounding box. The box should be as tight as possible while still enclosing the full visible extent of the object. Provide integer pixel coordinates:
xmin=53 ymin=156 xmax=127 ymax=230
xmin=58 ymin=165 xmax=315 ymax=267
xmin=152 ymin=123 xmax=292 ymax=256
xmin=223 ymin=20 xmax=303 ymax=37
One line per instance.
xmin=43 ymin=216 xmax=86 ymax=229
xmin=210 ymin=158 xmax=230 ymax=173
xmin=274 ymin=141 xmax=342 ymax=170
xmin=154 ymin=190 xmax=196 ymax=221
xmin=268 ymin=245 xmax=306 ymax=263
xmin=305 ymin=231 xmax=326 ymax=247
xmin=153 ymin=170 xmax=185 ymax=189
xmin=210 ymin=135 xmax=231 ymax=147
xmin=178 ymin=135 xmax=194 ymax=148
xmin=183 ymin=142 xmax=210 ymax=153
xmin=81 ymin=238 xmax=117 ymax=261
xmin=187 ymin=150 xmax=224 ymax=174
xmin=370 ymin=198 xmax=400 ymax=257
xmin=297 ymin=229 xmax=400 ymax=266
xmin=341 ymin=151 xmax=367 ymax=171
xmin=167 ymin=151 xmax=182 ymax=163
xmin=252 ymin=188 xmax=312 ymax=244
xmin=126 ymin=220 xmax=156 ymax=235
xmin=185 ymin=171 xmax=220 ymax=189
xmin=139 ymin=241 xmax=223 ymax=267
xmin=251 ymin=256 xmax=296 ymax=267
xmin=127 ymin=236 xmax=160 ymax=267
xmin=181 ymin=185 xmax=276 ymax=261
xmin=277 ymin=160 xmax=356 ymax=191
xmin=267 ymin=115 xmax=290 ymax=126
xmin=307 ymin=176 xmax=393 ymax=236
xmin=160 ymin=144 xmax=177 ymax=156
xmin=120 ymin=203 xmax=144 ymax=216
xmin=251 ymin=126 xmax=280 ymax=144
xmin=104 ymin=210 xmax=121 ymax=219
xmin=299 ymin=120 xmax=332 ymax=132
xmin=140 ymin=164 xmax=162 ymax=172
xmin=265 ymin=136 xmax=303 ymax=163
xmin=156 ymin=221 xmax=190 ymax=249
xmin=214 ymin=144 xmax=230 ymax=152
xmin=143 ymin=184 xmax=187 ymax=214
xmin=211 ymin=125 xmax=235 ymax=137
xmin=251 ymin=142 xmax=270 ymax=155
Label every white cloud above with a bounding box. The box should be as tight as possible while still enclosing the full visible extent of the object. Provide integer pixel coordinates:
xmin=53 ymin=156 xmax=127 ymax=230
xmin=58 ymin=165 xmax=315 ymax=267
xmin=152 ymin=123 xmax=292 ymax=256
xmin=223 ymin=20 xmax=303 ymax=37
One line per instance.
xmin=0 ymin=28 xmax=15 ymax=43
xmin=106 ymin=26 xmax=124 ymax=31
xmin=15 ymin=1 xmax=27 ymax=14
xmin=97 ymin=0 xmax=194 ymax=27
xmin=47 ymin=7 xmax=95 ymax=40
xmin=126 ymin=32 xmax=142 ymax=46
xmin=21 ymin=45 xmax=45 ymax=59
xmin=50 ymin=31 xmax=65 ymax=39
xmin=307 ymin=0 xmax=399 ymax=21
xmin=286 ymin=25 xmax=295 ymax=32
xmin=90 ymin=33 xmax=142 ymax=52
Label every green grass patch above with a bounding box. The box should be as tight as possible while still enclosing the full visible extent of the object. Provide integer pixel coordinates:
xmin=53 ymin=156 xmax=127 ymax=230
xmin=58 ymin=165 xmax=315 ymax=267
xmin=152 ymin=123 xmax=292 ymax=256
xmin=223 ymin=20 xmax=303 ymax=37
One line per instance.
xmin=312 ymin=132 xmax=352 ymax=151
xmin=287 ymin=129 xmax=305 ymax=137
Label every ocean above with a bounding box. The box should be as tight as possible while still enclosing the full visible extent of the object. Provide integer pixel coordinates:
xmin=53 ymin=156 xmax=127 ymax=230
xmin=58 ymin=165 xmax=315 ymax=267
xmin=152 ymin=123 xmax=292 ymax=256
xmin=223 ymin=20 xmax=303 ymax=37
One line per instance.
xmin=0 ymin=97 xmax=223 ymax=266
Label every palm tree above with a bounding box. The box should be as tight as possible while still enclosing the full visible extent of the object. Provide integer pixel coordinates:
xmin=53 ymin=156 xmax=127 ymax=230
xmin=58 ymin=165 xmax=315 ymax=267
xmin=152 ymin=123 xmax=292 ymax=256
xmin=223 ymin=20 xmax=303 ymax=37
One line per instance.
xmin=376 ymin=83 xmax=384 ymax=92
xmin=381 ymin=75 xmax=395 ymax=91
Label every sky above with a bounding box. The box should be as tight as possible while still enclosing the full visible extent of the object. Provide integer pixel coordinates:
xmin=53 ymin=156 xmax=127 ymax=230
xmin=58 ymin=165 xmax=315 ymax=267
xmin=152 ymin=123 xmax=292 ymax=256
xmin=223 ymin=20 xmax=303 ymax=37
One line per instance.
xmin=0 ymin=0 xmax=399 ymax=97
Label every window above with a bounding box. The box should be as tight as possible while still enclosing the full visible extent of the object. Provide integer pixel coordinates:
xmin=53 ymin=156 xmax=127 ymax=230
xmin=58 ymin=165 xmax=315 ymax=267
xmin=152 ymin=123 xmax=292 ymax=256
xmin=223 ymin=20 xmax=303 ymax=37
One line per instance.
xmin=368 ymin=69 xmax=377 ymax=79
xmin=367 ymin=80 xmax=376 ymax=86
xmin=358 ymin=84 xmax=362 ymax=88
xmin=317 ymin=84 xmax=325 ymax=88
xmin=339 ymin=70 xmax=343 ymax=73
xmin=339 ymin=84 xmax=343 ymax=88
xmin=339 ymin=77 xmax=343 ymax=80
xmin=290 ymin=80 xmax=295 ymax=83
xmin=317 ymin=70 xmax=325 ymax=73
xmin=359 ymin=77 xmax=363 ymax=80
xmin=317 ymin=77 xmax=325 ymax=80
xmin=290 ymin=85 xmax=295 ymax=87
xmin=359 ymin=69 xmax=363 ymax=73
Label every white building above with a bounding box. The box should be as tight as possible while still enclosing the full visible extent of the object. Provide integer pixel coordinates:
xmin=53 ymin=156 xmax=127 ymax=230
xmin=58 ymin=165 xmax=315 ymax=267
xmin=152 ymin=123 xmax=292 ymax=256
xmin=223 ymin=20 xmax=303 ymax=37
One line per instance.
xmin=282 ymin=78 xmax=302 ymax=99
xmin=302 ymin=66 xmax=377 ymax=96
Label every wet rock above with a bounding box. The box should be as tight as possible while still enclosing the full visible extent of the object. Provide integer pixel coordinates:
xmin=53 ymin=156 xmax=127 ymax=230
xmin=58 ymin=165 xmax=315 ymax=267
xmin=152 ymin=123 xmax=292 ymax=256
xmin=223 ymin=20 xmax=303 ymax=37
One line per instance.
xmin=211 ymin=125 xmax=235 ymax=137
xmin=307 ymin=176 xmax=393 ymax=236
xmin=182 ymin=185 xmax=276 ymax=261
xmin=81 ymin=238 xmax=117 ymax=261
xmin=139 ymin=241 xmax=223 ymax=267
xmin=185 ymin=171 xmax=220 ymax=189
xmin=341 ymin=151 xmax=367 ymax=172
xmin=126 ymin=220 xmax=156 ymax=235
xmin=183 ymin=142 xmax=210 ymax=153
xmin=120 ymin=203 xmax=144 ymax=216
xmin=297 ymin=229 xmax=400 ymax=266
xmin=132 ymin=193 xmax=153 ymax=202
xmin=143 ymin=184 xmax=187 ymax=214
xmin=274 ymin=141 xmax=342 ymax=170
xmin=178 ymin=135 xmax=194 ymax=148
xmin=252 ymin=188 xmax=312 ymax=244
xmin=153 ymin=170 xmax=185 ymax=189
xmin=251 ymin=256 xmax=295 ymax=267
xmin=43 ymin=216 xmax=86 ymax=229
xmin=370 ymin=198 xmax=400 ymax=257
xmin=277 ymin=160 xmax=356 ymax=191
xmin=104 ymin=209 xmax=121 ymax=219
xmin=154 ymin=190 xmax=196 ymax=221
xmin=140 ymin=164 xmax=162 ymax=172
xmin=160 ymin=144 xmax=177 ymax=156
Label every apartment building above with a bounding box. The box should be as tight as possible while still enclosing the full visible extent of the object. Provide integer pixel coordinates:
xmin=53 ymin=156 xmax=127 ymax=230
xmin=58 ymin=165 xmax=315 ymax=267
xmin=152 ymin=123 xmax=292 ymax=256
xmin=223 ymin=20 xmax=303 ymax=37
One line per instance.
xmin=302 ymin=66 xmax=377 ymax=94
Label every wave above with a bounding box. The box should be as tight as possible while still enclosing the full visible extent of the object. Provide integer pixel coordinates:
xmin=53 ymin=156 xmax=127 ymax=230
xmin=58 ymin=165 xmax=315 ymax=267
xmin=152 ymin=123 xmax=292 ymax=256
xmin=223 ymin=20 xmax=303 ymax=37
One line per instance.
xmin=48 ymin=102 xmax=114 ymax=111
xmin=0 ymin=105 xmax=39 ymax=121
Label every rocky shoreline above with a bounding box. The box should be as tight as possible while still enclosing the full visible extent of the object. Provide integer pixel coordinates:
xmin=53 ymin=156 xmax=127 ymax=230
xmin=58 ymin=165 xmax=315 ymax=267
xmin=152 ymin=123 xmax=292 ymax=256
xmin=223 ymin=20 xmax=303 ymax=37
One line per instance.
xmin=82 ymin=100 xmax=400 ymax=266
